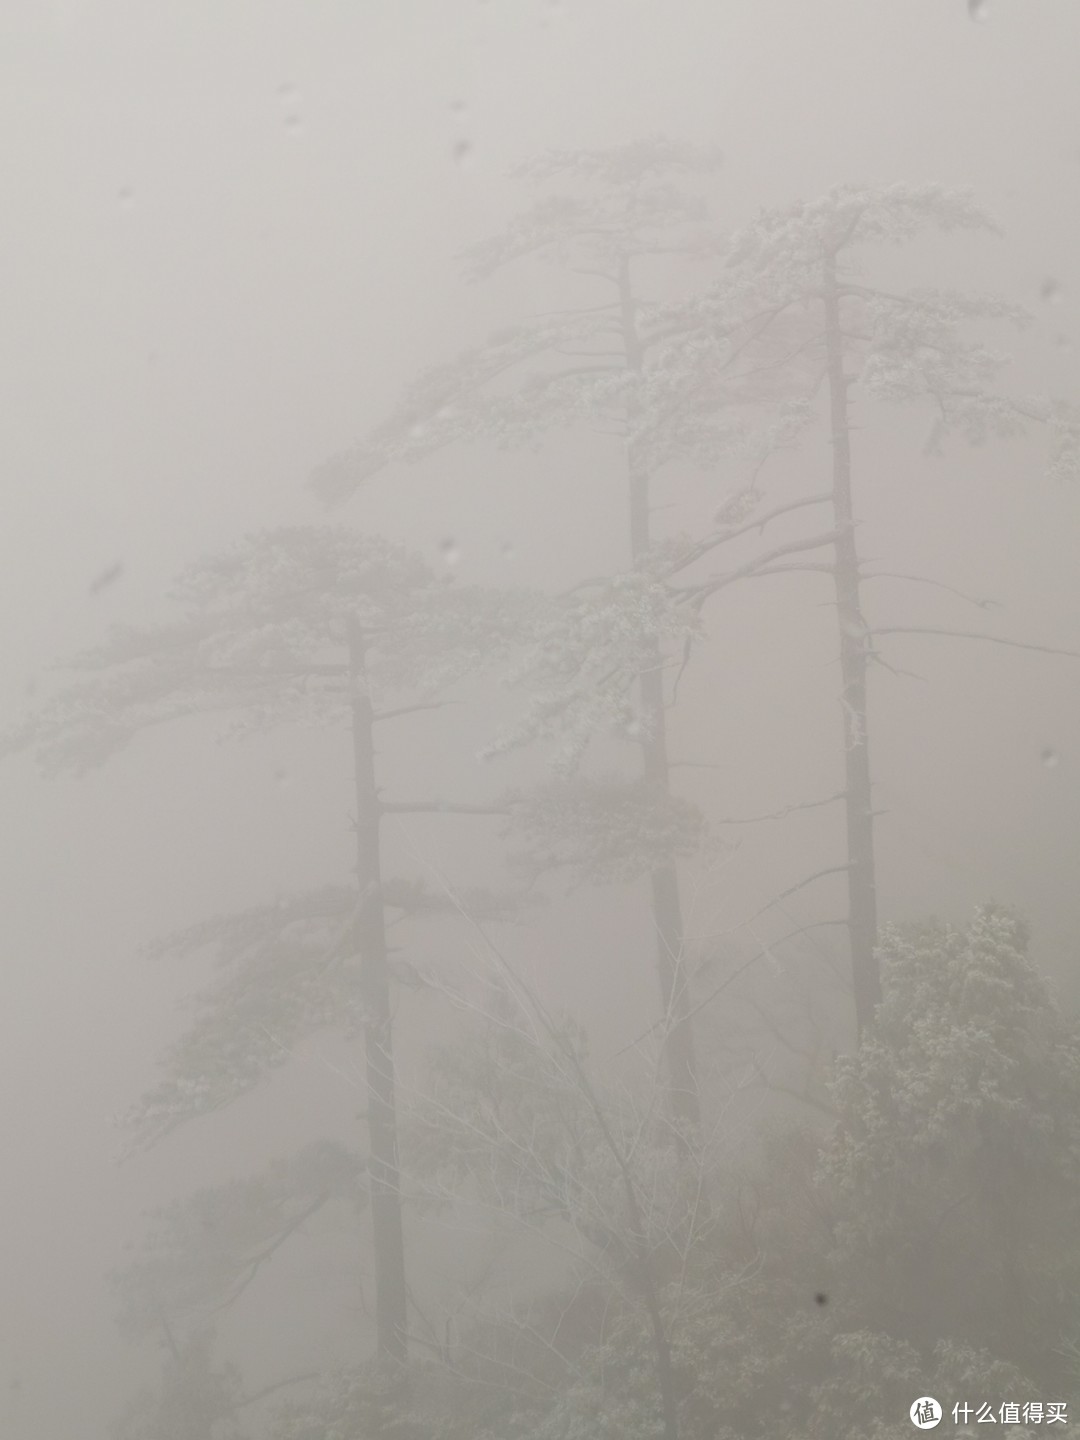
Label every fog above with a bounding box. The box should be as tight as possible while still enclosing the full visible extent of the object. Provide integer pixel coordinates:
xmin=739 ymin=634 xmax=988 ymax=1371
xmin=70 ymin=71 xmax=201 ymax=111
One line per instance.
xmin=2 ymin=4 xmax=1079 ymax=1438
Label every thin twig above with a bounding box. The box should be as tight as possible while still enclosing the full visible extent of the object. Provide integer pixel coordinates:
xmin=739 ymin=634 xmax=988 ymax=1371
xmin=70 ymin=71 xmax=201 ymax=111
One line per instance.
xmin=872 ymin=626 xmax=1080 ymax=660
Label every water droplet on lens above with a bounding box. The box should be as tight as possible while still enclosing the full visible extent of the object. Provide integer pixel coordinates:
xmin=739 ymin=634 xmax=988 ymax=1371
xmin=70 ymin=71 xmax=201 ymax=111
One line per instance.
xmin=440 ymin=538 xmax=460 ymax=566
xmin=1041 ymin=277 xmax=1063 ymax=304
xmin=277 ymin=82 xmax=302 ymax=131
xmin=117 ymin=186 xmax=134 ymax=206
xmin=1041 ymin=747 xmax=1060 ymax=769
xmin=89 ymin=561 xmax=125 ymax=595
xmin=968 ymin=0 xmax=989 ymax=20
xmin=453 ymin=139 xmax=473 ymax=167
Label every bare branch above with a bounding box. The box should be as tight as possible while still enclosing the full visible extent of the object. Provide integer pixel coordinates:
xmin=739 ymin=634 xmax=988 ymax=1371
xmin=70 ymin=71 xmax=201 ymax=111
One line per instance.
xmin=661 ymin=492 xmax=833 ymax=580
xmin=372 ymin=701 xmax=460 ymax=723
xmin=742 ymin=865 xmax=852 ymax=926
xmin=862 ymin=570 xmax=999 ymax=611
xmin=712 ymin=791 xmax=847 ymax=826
xmin=872 ymin=626 xmax=1080 ymax=660
xmin=745 ymin=561 xmax=834 ymax=581
xmin=380 ymin=799 xmax=511 ymax=816
xmin=209 ymin=1189 xmax=332 ymax=1315
xmin=617 ymin=919 xmax=848 ymax=1058
xmin=682 ymin=530 xmax=843 ymax=609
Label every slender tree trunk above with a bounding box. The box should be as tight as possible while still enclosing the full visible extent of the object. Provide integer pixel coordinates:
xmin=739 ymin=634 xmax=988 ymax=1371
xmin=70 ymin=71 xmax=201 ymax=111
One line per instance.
xmin=634 ymin=1242 xmax=681 ymax=1440
xmin=618 ymin=257 xmax=702 ymax=1134
xmin=548 ymin=986 xmax=682 ymax=1440
xmin=623 ymin=1165 xmax=681 ymax=1440
xmin=821 ymin=256 xmax=882 ymax=1036
xmin=347 ymin=619 xmax=409 ymax=1371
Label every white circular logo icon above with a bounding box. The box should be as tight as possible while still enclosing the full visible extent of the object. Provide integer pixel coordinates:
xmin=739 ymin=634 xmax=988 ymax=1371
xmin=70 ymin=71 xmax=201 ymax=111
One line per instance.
xmin=910 ymin=1397 xmax=942 ymax=1429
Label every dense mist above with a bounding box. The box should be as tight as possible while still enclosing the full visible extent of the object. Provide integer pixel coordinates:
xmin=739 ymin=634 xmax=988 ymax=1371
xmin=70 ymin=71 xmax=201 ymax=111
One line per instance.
xmin=2 ymin=4 xmax=1079 ymax=1439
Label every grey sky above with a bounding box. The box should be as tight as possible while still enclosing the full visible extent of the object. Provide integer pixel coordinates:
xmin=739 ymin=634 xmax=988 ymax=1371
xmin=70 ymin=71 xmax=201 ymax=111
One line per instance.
xmin=2 ymin=3 xmax=1078 ymax=1436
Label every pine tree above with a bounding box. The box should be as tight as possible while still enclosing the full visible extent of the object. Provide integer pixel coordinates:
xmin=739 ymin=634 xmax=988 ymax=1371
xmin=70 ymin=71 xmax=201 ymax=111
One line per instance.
xmin=310 ymin=138 xmax=807 ymax=1134
xmin=4 ymin=524 xmax=523 ymax=1383
xmin=698 ymin=183 xmax=1080 ymax=1035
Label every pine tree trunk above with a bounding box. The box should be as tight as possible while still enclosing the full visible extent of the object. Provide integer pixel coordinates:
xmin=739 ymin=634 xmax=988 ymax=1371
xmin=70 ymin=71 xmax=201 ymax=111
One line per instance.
xmin=347 ymin=619 xmax=409 ymax=1370
xmin=629 ymin=1207 xmax=682 ymax=1440
xmin=821 ymin=256 xmax=882 ymax=1036
xmin=619 ymin=257 xmax=702 ymax=1134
